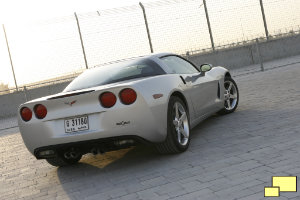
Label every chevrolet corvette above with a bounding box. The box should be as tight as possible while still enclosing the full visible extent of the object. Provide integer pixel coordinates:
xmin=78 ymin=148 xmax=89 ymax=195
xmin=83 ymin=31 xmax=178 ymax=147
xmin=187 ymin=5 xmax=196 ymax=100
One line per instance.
xmin=18 ymin=53 xmax=239 ymax=166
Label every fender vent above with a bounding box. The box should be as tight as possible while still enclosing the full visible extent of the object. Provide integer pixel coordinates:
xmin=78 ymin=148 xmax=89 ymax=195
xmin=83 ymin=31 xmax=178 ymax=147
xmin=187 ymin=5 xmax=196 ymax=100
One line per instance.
xmin=179 ymin=76 xmax=186 ymax=84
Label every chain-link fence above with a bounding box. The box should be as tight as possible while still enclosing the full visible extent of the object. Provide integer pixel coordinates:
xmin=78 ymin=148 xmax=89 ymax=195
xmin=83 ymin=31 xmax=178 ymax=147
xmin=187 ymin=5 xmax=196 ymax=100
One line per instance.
xmin=1 ymin=0 xmax=300 ymax=90
xmin=1 ymin=0 xmax=300 ymax=130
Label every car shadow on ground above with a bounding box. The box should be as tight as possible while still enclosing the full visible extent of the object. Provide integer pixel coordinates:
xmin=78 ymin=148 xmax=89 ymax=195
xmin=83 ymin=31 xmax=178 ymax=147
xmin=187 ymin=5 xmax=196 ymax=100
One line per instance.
xmin=54 ymin=112 xmax=230 ymax=199
xmin=55 ymin=107 xmax=297 ymax=199
xmin=56 ymin=145 xmax=173 ymax=199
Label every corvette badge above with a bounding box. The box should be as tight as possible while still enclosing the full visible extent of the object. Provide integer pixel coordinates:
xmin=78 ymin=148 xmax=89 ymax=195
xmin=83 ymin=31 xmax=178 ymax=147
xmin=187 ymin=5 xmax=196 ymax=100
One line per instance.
xmin=64 ymin=100 xmax=77 ymax=106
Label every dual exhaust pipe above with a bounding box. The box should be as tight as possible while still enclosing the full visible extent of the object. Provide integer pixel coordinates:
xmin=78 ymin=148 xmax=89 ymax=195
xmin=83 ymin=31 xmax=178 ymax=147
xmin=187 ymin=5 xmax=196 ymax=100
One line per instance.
xmin=64 ymin=148 xmax=80 ymax=159
xmin=91 ymin=148 xmax=105 ymax=155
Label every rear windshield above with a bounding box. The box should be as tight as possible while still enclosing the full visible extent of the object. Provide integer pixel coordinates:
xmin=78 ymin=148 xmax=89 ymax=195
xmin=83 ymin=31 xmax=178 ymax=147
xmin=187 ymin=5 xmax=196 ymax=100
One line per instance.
xmin=64 ymin=58 xmax=165 ymax=92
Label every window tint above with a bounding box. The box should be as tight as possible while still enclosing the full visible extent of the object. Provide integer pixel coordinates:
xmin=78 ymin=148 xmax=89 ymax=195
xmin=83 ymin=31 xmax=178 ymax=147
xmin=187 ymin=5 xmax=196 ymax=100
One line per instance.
xmin=64 ymin=58 xmax=165 ymax=92
xmin=161 ymin=56 xmax=199 ymax=74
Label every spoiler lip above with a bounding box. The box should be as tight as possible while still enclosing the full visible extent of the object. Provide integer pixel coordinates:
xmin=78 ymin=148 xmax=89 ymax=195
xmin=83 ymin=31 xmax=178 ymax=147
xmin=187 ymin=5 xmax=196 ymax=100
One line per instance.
xmin=19 ymin=76 xmax=153 ymax=107
xmin=47 ymin=90 xmax=95 ymax=100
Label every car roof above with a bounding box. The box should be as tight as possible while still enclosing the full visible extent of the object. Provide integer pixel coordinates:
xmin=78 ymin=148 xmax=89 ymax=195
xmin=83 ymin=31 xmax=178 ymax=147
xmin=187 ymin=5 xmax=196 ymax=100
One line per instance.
xmin=93 ymin=52 xmax=176 ymax=68
xmin=146 ymin=52 xmax=176 ymax=59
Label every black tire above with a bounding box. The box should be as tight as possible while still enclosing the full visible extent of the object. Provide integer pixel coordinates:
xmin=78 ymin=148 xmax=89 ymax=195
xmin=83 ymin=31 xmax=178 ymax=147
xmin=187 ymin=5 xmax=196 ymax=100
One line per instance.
xmin=156 ymin=96 xmax=190 ymax=154
xmin=218 ymin=76 xmax=239 ymax=115
xmin=46 ymin=152 xmax=82 ymax=167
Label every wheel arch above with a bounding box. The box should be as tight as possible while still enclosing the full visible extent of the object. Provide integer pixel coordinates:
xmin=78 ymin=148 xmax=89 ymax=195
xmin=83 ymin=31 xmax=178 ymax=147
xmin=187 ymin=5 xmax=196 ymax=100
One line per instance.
xmin=225 ymin=72 xmax=231 ymax=78
xmin=208 ymin=66 xmax=230 ymax=80
xmin=170 ymin=91 xmax=189 ymax=114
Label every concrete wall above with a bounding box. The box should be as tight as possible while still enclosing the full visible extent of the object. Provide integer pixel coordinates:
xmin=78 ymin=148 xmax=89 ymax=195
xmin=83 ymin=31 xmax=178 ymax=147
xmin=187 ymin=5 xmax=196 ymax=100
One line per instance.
xmin=189 ymin=34 xmax=300 ymax=69
xmin=0 ymin=92 xmax=27 ymax=118
xmin=0 ymin=81 xmax=70 ymax=118
xmin=1 ymin=34 xmax=300 ymax=118
xmin=25 ymin=82 xmax=70 ymax=101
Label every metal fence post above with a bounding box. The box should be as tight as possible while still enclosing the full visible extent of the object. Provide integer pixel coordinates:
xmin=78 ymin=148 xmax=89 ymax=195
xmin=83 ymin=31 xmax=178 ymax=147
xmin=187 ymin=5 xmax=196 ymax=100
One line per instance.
xmin=186 ymin=51 xmax=190 ymax=60
xmin=259 ymin=0 xmax=269 ymax=40
xmin=139 ymin=2 xmax=154 ymax=53
xmin=74 ymin=12 xmax=89 ymax=69
xmin=23 ymin=86 xmax=28 ymax=101
xmin=2 ymin=24 xmax=19 ymax=91
xmin=203 ymin=0 xmax=215 ymax=51
xmin=255 ymin=39 xmax=264 ymax=71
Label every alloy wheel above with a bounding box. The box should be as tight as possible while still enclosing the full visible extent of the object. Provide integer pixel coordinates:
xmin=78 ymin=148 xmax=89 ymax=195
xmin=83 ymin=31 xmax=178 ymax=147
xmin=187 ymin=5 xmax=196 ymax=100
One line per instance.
xmin=224 ymin=80 xmax=238 ymax=111
xmin=172 ymin=102 xmax=189 ymax=146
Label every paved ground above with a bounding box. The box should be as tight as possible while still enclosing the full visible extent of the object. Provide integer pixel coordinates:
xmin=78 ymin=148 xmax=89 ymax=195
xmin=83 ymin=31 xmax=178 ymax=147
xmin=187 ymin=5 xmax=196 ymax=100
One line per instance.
xmin=0 ymin=63 xmax=300 ymax=200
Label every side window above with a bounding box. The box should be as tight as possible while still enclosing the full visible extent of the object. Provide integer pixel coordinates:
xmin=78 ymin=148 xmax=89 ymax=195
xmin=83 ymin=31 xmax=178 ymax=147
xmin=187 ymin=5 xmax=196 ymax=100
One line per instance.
xmin=160 ymin=56 xmax=199 ymax=74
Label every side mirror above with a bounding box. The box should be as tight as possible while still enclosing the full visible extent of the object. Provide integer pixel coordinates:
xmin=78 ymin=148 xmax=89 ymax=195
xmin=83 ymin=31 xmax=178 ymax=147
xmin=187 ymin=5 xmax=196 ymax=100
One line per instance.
xmin=199 ymin=64 xmax=212 ymax=73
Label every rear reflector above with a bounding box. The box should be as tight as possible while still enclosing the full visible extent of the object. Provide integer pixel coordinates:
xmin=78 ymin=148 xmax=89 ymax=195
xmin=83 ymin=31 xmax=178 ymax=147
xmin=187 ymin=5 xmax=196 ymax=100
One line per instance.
xmin=99 ymin=92 xmax=117 ymax=108
xmin=39 ymin=150 xmax=55 ymax=157
xmin=119 ymin=88 xmax=137 ymax=105
xmin=34 ymin=104 xmax=47 ymax=119
xmin=20 ymin=107 xmax=32 ymax=122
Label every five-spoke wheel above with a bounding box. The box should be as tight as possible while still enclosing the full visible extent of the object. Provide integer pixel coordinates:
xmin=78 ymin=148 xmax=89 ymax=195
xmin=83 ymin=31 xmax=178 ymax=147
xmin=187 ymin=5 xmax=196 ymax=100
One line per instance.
xmin=173 ymin=102 xmax=189 ymax=146
xmin=219 ymin=76 xmax=239 ymax=114
xmin=156 ymin=96 xmax=190 ymax=154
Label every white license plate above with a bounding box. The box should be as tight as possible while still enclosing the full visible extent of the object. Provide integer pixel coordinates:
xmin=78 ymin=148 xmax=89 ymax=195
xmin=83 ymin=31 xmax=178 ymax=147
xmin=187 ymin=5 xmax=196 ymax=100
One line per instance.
xmin=64 ymin=116 xmax=89 ymax=133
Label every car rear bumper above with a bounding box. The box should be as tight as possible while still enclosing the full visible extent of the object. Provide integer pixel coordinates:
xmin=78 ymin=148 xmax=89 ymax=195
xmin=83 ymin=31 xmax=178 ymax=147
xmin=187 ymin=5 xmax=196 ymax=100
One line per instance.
xmin=18 ymin=104 xmax=167 ymax=155
xmin=33 ymin=135 xmax=150 ymax=159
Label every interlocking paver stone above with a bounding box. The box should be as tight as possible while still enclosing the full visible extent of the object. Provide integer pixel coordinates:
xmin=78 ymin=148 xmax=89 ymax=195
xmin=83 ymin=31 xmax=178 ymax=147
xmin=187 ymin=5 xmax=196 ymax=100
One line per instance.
xmin=0 ymin=59 xmax=300 ymax=199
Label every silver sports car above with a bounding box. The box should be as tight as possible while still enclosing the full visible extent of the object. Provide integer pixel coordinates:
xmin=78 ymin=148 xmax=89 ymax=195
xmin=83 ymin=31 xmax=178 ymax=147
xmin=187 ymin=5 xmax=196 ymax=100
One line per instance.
xmin=18 ymin=53 xmax=239 ymax=166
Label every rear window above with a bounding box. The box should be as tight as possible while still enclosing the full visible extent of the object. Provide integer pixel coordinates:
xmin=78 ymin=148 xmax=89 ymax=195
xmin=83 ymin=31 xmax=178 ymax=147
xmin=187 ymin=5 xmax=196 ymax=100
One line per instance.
xmin=64 ymin=58 xmax=165 ymax=92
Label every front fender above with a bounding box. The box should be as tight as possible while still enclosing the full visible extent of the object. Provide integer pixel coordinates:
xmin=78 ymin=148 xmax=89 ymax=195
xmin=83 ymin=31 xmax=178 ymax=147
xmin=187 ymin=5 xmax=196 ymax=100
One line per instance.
xmin=207 ymin=66 xmax=229 ymax=80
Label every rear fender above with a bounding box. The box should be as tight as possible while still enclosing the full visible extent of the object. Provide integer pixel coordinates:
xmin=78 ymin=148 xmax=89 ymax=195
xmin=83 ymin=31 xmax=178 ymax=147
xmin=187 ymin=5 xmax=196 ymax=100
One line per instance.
xmin=133 ymin=75 xmax=193 ymax=139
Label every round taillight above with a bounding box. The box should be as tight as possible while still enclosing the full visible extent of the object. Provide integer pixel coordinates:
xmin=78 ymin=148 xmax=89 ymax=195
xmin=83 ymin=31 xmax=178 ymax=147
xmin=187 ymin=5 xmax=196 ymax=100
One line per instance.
xmin=119 ymin=88 xmax=137 ymax=105
xmin=20 ymin=107 xmax=32 ymax=122
xmin=34 ymin=104 xmax=47 ymax=119
xmin=99 ymin=92 xmax=117 ymax=108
